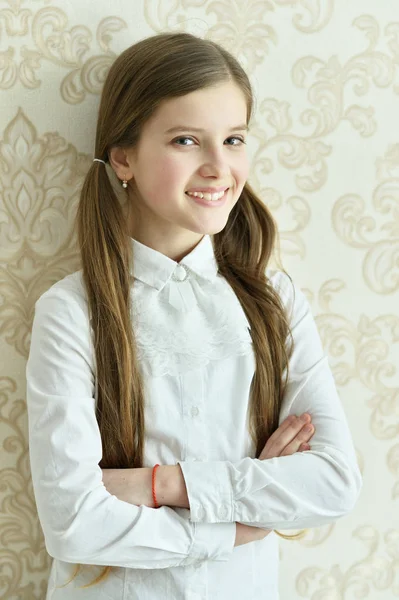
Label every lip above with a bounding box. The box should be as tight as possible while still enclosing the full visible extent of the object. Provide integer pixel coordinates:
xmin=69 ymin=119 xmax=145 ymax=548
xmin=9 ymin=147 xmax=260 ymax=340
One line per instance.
xmin=185 ymin=186 xmax=229 ymax=193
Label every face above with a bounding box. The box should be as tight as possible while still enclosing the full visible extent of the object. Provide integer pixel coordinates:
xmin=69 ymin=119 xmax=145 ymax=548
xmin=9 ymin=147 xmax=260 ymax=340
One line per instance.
xmin=112 ymin=80 xmax=250 ymax=261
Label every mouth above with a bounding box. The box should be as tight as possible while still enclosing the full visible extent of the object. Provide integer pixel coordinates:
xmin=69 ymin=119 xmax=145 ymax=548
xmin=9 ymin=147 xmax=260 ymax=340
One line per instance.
xmin=185 ymin=188 xmax=229 ymax=204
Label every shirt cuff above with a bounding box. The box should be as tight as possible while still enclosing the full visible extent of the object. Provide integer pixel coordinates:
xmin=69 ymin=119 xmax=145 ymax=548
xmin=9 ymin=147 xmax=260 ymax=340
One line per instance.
xmin=189 ymin=521 xmax=236 ymax=562
xmin=178 ymin=460 xmax=234 ymax=523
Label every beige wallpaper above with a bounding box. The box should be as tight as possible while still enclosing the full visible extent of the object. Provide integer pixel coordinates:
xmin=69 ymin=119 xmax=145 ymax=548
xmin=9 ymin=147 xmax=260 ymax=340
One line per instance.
xmin=1 ymin=1 xmax=398 ymax=598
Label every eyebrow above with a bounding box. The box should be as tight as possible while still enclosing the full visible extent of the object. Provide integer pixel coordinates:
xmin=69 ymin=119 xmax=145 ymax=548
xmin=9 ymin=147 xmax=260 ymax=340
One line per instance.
xmin=165 ymin=124 xmax=249 ymax=134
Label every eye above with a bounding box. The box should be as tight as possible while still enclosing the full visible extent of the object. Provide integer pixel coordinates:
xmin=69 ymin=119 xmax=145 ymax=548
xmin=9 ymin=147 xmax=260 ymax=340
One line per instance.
xmin=226 ymin=136 xmax=246 ymax=146
xmin=173 ymin=136 xmax=246 ymax=146
xmin=173 ymin=136 xmax=195 ymax=146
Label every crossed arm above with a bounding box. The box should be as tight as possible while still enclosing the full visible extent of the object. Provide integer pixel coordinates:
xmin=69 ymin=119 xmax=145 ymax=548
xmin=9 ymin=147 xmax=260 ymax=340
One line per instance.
xmin=101 ymin=413 xmax=315 ymax=509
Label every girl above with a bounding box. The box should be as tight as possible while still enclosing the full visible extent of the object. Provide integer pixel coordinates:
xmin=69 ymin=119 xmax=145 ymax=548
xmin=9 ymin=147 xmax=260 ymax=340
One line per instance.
xmin=26 ymin=32 xmax=362 ymax=600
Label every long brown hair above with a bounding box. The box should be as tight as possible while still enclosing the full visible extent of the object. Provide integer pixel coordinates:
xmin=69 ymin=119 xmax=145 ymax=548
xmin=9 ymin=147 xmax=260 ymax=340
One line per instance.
xmin=62 ymin=31 xmax=304 ymax=590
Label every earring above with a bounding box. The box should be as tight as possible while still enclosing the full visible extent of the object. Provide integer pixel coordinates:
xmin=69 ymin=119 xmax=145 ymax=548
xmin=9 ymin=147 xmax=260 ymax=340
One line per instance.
xmin=122 ymin=177 xmax=128 ymax=188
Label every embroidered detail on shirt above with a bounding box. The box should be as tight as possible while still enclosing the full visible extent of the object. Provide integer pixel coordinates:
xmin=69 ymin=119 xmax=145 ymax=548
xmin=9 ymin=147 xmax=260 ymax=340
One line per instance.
xmin=130 ymin=274 xmax=254 ymax=377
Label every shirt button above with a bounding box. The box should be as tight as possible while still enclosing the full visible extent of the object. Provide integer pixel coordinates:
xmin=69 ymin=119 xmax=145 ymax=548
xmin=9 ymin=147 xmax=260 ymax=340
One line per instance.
xmin=172 ymin=264 xmax=188 ymax=281
xmin=191 ymin=406 xmax=199 ymax=417
xmin=218 ymin=505 xmax=229 ymax=519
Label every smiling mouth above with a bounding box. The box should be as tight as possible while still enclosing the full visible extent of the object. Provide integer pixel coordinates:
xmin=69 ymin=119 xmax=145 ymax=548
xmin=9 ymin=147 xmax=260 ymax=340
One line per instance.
xmin=185 ymin=188 xmax=229 ymax=201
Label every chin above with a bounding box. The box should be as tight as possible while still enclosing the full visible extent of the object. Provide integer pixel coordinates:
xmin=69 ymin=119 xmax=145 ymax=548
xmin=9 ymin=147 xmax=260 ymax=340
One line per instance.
xmin=190 ymin=222 xmax=228 ymax=236
xmin=190 ymin=212 xmax=232 ymax=234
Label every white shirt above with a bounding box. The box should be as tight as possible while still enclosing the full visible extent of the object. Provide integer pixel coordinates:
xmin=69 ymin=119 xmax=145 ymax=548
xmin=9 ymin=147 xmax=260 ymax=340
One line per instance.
xmin=26 ymin=233 xmax=362 ymax=600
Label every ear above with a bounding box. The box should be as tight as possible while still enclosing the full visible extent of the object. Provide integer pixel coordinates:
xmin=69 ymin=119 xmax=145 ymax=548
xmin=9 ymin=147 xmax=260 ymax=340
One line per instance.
xmin=108 ymin=147 xmax=134 ymax=182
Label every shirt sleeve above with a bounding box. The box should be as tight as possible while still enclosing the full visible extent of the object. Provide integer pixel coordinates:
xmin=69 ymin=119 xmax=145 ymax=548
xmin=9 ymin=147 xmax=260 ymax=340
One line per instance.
xmin=178 ymin=271 xmax=363 ymax=530
xmin=26 ymin=282 xmax=236 ymax=568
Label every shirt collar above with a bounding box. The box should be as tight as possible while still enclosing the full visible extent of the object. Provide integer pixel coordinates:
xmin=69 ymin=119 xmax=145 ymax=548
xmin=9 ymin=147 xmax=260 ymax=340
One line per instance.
xmin=129 ymin=234 xmax=219 ymax=290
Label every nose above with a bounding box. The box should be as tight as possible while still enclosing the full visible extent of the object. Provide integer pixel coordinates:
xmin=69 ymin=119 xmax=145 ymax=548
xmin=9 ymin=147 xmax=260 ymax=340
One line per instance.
xmin=198 ymin=147 xmax=231 ymax=179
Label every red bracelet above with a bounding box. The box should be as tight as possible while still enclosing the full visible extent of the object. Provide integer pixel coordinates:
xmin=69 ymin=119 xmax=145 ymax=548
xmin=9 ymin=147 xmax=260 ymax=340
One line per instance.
xmin=152 ymin=463 xmax=160 ymax=508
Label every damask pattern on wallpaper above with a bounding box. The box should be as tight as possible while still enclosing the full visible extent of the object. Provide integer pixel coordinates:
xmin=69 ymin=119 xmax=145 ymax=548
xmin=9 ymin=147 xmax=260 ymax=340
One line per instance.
xmin=0 ymin=1 xmax=398 ymax=598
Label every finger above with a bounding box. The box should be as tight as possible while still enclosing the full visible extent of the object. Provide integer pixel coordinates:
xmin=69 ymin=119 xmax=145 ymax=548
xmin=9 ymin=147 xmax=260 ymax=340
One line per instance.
xmin=260 ymin=415 xmax=305 ymax=458
xmin=280 ymin=424 xmax=314 ymax=456
xmin=298 ymin=443 xmax=310 ymax=452
xmin=262 ymin=414 xmax=311 ymax=458
xmin=259 ymin=413 xmax=313 ymax=460
xmin=263 ymin=414 xmax=309 ymax=450
xmin=282 ymin=413 xmax=311 ymax=430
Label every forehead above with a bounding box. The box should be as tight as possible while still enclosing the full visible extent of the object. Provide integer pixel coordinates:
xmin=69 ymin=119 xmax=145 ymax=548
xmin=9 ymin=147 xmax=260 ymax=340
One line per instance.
xmin=144 ymin=81 xmax=248 ymax=133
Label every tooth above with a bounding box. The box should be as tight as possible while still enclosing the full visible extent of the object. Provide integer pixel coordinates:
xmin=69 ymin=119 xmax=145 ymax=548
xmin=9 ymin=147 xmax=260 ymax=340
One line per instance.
xmin=187 ymin=190 xmax=225 ymax=201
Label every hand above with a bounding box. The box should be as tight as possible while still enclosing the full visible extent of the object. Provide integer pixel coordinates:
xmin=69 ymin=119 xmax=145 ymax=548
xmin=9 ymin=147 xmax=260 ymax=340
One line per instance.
xmin=258 ymin=413 xmax=314 ymax=460
xmin=234 ymin=522 xmax=271 ymax=547
xmin=234 ymin=413 xmax=315 ymax=547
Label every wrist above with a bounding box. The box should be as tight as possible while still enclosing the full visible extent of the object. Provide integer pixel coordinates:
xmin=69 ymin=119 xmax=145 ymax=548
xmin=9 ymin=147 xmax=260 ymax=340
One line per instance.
xmin=155 ymin=464 xmax=190 ymax=509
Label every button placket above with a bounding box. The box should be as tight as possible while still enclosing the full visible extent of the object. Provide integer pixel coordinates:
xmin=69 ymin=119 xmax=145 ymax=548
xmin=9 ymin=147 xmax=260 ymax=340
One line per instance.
xmin=181 ymin=369 xmax=208 ymax=461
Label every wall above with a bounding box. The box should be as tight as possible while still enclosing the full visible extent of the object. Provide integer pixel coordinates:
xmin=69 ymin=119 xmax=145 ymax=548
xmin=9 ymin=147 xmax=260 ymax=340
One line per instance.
xmin=0 ymin=1 xmax=397 ymax=598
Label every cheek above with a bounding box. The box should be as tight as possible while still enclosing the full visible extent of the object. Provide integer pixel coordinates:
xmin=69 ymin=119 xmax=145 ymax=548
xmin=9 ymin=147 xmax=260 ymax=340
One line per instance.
xmin=152 ymin=155 xmax=183 ymax=188
xmin=140 ymin=156 xmax=185 ymax=209
xmin=238 ymin=154 xmax=250 ymax=181
xmin=135 ymin=156 xmax=174 ymax=203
